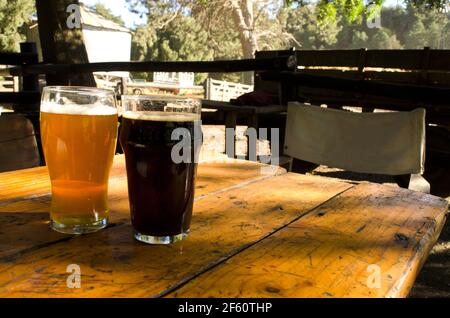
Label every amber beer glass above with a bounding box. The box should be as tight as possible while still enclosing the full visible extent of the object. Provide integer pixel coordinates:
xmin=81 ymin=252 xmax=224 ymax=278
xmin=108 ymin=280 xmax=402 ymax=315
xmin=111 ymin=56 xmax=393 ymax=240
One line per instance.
xmin=40 ymin=86 xmax=118 ymax=234
xmin=120 ymin=96 xmax=202 ymax=244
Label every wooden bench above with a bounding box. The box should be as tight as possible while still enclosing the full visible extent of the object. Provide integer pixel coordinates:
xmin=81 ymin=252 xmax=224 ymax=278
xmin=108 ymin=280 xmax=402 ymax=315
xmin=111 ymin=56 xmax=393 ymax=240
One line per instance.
xmin=0 ymin=114 xmax=40 ymax=172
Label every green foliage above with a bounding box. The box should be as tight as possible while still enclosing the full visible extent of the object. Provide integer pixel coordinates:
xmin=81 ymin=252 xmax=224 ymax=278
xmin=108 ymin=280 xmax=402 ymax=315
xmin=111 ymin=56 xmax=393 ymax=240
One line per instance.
xmin=132 ymin=14 xmax=214 ymax=83
xmin=402 ymin=5 xmax=449 ymax=48
xmin=282 ymin=4 xmax=342 ymax=49
xmin=128 ymin=0 xmax=449 ymax=84
xmin=407 ymin=0 xmax=449 ymax=10
xmin=92 ymin=3 xmax=125 ymax=26
xmin=283 ymin=3 xmax=447 ymax=50
xmin=0 ymin=0 xmax=35 ymax=52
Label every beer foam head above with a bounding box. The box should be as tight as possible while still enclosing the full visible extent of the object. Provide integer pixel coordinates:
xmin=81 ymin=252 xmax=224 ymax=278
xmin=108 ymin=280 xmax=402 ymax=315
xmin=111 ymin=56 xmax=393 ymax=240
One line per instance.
xmin=41 ymin=102 xmax=117 ymax=115
xmin=123 ymin=111 xmax=200 ymax=122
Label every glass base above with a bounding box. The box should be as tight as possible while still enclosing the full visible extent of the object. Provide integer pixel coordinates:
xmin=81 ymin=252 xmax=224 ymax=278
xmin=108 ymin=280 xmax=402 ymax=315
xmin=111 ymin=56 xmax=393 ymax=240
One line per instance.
xmin=50 ymin=217 xmax=108 ymax=235
xmin=134 ymin=230 xmax=189 ymax=244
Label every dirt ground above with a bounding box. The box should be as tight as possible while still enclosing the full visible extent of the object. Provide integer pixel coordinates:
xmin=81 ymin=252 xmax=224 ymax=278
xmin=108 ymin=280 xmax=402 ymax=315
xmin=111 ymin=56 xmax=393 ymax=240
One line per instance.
xmin=201 ymin=125 xmax=450 ymax=298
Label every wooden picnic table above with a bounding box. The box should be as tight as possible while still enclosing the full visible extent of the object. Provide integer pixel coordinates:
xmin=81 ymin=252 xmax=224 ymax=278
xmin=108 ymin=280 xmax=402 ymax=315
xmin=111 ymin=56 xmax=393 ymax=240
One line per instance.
xmin=0 ymin=155 xmax=447 ymax=297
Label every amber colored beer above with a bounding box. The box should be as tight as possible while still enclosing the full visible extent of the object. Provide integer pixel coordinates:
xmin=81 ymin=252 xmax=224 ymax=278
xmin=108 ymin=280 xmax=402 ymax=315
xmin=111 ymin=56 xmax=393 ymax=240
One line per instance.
xmin=40 ymin=104 xmax=117 ymax=233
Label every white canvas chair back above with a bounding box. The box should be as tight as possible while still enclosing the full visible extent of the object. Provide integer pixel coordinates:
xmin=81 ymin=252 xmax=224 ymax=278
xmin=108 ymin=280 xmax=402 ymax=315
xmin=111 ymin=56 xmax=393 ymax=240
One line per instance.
xmin=284 ymin=103 xmax=426 ymax=176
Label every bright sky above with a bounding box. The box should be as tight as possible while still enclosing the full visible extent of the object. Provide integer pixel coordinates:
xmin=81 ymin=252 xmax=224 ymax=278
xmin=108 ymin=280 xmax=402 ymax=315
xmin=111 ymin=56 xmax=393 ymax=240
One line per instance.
xmin=80 ymin=0 xmax=404 ymax=29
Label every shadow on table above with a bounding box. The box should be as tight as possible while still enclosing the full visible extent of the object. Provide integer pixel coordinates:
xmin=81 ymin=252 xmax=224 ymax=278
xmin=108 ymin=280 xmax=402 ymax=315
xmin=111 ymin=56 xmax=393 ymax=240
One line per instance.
xmin=409 ymin=216 xmax=450 ymax=298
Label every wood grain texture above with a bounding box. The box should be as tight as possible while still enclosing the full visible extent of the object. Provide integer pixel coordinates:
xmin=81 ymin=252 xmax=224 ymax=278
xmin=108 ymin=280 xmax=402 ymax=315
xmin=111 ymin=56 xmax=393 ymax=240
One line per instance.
xmin=167 ymin=183 xmax=448 ymax=298
xmin=0 ymin=115 xmax=40 ymax=173
xmin=0 ymin=155 xmax=285 ymax=259
xmin=0 ymin=156 xmax=446 ymax=298
xmin=0 ymin=156 xmax=282 ymax=203
xmin=0 ymin=171 xmax=351 ymax=297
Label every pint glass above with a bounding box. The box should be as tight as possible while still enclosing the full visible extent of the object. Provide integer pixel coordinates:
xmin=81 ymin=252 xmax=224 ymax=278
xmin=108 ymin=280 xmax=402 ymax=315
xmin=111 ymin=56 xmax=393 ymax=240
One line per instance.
xmin=40 ymin=86 xmax=118 ymax=234
xmin=120 ymin=95 xmax=202 ymax=244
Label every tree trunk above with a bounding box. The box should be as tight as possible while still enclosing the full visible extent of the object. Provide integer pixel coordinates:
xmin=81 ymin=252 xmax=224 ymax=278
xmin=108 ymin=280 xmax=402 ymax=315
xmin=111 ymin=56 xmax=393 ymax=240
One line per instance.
xmin=35 ymin=0 xmax=96 ymax=86
xmin=230 ymin=0 xmax=257 ymax=85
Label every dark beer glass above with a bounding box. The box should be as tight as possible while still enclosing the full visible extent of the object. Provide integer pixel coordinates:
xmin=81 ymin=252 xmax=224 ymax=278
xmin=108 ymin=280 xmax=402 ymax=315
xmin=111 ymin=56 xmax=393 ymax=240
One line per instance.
xmin=120 ymin=95 xmax=202 ymax=244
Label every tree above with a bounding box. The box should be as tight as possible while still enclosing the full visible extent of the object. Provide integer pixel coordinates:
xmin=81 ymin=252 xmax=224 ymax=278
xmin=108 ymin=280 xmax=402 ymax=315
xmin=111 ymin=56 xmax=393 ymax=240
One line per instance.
xmin=281 ymin=4 xmax=342 ymax=49
xmin=229 ymin=0 xmax=258 ymax=59
xmin=130 ymin=0 xmax=241 ymax=82
xmin=128 ymin=0 xmax=449 ymax=84
xmin=132 ymin=14 xmax=214 ymax=83
xmin=376 ymin=5 xmax=449 ymax=49
xmin=403 ymin=5 xmax=450 ymax=48
xmin=0 ymin=0 xmax=35 ymax=52
xmin=368 ymin=28 xmax=402 ymax=49
xmin=127 ymin=0 xmax=386 ymax=83
xmin=92 ymin=3 xmax=125 ymax=26
xmin=35 ymin=0 xmax=95 ymax=86
xmin=406 ymin=0 xmax=449 ymax=10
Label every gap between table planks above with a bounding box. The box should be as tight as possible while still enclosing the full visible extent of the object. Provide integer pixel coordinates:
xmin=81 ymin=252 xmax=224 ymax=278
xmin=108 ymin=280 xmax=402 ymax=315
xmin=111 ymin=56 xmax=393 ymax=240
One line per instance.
xmin=0 ymin=157 xmax=353 ymax=297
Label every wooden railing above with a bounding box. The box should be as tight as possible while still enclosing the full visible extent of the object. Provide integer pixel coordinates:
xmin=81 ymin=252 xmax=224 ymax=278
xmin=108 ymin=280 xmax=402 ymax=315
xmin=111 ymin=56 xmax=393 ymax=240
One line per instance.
xmin=0 ymin=43 xmax=40 ymax=109
xmin=0 ymin=44 xmax=296 ymax=171
xmin=0 ymin=53 xmax=295 ymax=108
xmin=1 ymin=56 xmax=297 ymax=77
xmin=255 ymin=48 xmax=450 ymax=172
xmin=205 ymin=78 xmax=253 ymax=101
xmin=2 ymin=44 xmax=449 ymax=171
xmin=255 ymin=48 xmax=450 ymax=124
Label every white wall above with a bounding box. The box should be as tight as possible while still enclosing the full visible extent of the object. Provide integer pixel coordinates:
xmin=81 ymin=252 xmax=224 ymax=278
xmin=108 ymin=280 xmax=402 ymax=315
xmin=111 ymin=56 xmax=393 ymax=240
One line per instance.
xmin=83 ymin=28 xmax=131 ymax=77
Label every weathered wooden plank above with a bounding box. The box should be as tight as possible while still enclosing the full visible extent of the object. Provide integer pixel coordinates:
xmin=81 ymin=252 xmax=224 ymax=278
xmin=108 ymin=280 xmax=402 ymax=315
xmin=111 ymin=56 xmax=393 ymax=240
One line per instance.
xmin=297 ymin=69 xmax=450 ymax=87
xmin=0 ymin=155 xmax=280 ymax=202
xmin=262 ymin=71 xmax=450 ymax=106
xmin=202 ymin=100 xmax=286 ymax=114
xmin=295 ymin=49 xmax=450 ymax=71
xmin=296 ymin=50 xmax=362 ymax=67
xmin=0 ymin=156 xmax=286 ymax=259
xmin=296 ymin=88 xmax=450 ymax=125
xmin=5 ymin=56 xmax=296 ymax=77
xmin=167 ymin=183 xmax=448 ymax=298
xmin=0 ymin=173 xmax=351 ymax=297
xmin=0 ymin=92 xmax=41 ymax=104
xmin=365 ymin=50 xmax=423 ymax=70
xmin=0 ymin=52 xmax=38 ymax=65
xmin=424 ymin=50 xmax=450 ymax=71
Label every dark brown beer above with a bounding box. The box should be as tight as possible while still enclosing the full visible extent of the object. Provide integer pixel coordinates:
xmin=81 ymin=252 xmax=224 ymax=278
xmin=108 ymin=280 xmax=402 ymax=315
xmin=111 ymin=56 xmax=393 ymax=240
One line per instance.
xmin=119 ymin=111 xmax=200 ymax=240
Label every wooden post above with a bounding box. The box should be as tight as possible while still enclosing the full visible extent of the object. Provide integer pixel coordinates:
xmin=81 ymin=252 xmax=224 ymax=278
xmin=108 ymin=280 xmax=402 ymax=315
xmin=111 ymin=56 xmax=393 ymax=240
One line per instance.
xmin=19 ymin=43 xmax=39 ymax=93
xmin=279 ymin=47 xmax=297 ymax=105
xmin=225 ymin=112 xmax=237 ymax=159
xmin=119 ymin=76 xmax=127 ymax=95
xmin=18 ymin=42 xmax=44 ymax=165
xmin=205 ymin=78 xmax=211 ymax=100
xmin=35 ymin=0 xmax=96 ymax=86
xmin=358 ymin=48 xmax=373 ymax=113
xmin=419 ymin=47 xmax=430 ymax=86
xmin=246 ymin=112 xmax=258 ymax=161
